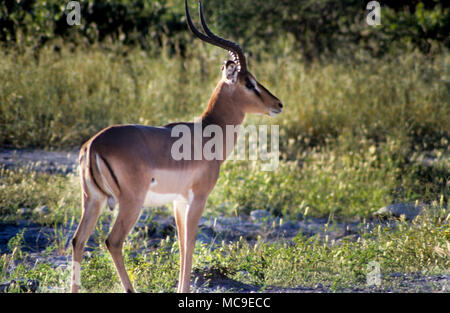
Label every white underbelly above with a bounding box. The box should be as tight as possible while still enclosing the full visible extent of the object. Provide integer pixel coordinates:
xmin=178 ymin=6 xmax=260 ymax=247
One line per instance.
xmin=143 ymin=190 xmax=185 ymax=207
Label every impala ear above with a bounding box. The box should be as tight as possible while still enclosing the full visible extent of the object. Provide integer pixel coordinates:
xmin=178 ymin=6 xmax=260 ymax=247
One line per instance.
xmin=222 ymin=60 xmax=238 ymax=84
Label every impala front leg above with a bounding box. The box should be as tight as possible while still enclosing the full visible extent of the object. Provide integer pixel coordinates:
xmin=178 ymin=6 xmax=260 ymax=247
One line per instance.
xmin=173 ymin=200 xmax=187 ymax=293
xmin=177 ymin=196 xmax=207 ymax=293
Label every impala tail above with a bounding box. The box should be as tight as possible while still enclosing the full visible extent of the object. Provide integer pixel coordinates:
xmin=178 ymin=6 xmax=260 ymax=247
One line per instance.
xmin=79 ymin=141 xmax=119 ymax=210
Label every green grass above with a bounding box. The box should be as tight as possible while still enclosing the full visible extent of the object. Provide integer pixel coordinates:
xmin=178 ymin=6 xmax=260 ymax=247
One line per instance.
xmin=209 ymin=138 xmax=422 ymax=219
xmin=0 ymin=43 xmax=215 ymax=148
xmin=0 ymin=137 xmax=444 ymax=224
xmin=0 ymin=143 xmax=447 ymax=292
xmin=0 ymin=44 xmax=448 ymax=150
xmin=1 ymin=200 xmax=448 ymax=292
xmin=194 ymin=209 xmax=449 ymax=291
xmin=0 ymin=166 xmax=80 ymax=225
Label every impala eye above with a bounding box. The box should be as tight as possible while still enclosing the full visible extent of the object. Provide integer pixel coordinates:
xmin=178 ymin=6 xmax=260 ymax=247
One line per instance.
xmin=245 ymin=78 xmax=254 ymax=90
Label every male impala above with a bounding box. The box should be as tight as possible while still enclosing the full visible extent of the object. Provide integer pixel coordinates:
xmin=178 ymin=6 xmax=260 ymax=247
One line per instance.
xmin=71 ymin=0 xmax=283 ymax=293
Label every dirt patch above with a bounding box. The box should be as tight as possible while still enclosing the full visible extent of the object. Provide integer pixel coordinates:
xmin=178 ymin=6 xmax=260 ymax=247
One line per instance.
xmin=0 ymin=148 xmax=78 ymax=174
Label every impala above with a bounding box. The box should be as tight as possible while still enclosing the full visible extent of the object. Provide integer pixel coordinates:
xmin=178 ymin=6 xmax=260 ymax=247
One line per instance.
xmin=71 ymin=0 xmax=283 ymax=293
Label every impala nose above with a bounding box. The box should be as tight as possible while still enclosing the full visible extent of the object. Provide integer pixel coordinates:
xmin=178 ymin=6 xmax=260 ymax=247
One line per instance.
xmin=278 ymin=102 xmax=283 ymax=109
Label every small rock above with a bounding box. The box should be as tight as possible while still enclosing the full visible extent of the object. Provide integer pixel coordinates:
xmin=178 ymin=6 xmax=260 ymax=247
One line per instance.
xmin=135 ymin=222 xmax=146 ymax=229
xmin=35 ymin=205 xmax=50 ymax=215
xmin=197 ymin=225 xmax=216 ymax=244
xmin=373 ymin=202 xmax=424 ymax=221
xmin=147 ymin=215 xmax=175 ymax=237
xmin=250 ymin=210 xmax=271 ymax=221
xmin=18 ymin=208 xmax=31 ymax=215
xmin=0 ymin=279 xmax=39 ymax=293
xmin=280 ymin=220 xmax=297 ymax=231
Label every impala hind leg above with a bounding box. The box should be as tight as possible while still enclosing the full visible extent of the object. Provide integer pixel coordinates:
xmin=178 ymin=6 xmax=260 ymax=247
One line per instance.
xmin=105 ymin=200 xmax=142 ymax=293
xmin=71 ymin=193 xmax=105 ymax=293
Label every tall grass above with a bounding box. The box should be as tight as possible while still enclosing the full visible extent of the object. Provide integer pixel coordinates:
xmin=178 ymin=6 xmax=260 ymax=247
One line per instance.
xmin=0 ymin=44 xmax=448 ymax=151
xmin=208 ymin=138 xmax=418 ymax=219
xmin=0 ymin=43 xmax=214 ymax=147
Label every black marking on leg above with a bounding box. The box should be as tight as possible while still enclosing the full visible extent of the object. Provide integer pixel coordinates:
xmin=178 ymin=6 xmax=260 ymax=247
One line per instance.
xmin=100 ymin=155 xmax=121 ymax=192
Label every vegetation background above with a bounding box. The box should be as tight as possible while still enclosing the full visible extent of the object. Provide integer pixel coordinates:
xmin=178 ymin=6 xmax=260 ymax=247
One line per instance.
xmin=0 ymin=0 xmax=448 ymax=292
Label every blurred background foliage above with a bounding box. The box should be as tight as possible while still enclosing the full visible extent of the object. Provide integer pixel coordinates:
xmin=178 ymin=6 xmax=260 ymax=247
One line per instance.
xmin=0 ymin=0 xmax=449 ymax=59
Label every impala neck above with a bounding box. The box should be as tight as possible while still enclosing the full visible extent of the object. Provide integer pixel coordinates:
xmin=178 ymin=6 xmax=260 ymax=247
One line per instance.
xmin=200 ymin=81 xmax=245 ymax=160
xmin=201 ymin=81 xmax=245 ymax=128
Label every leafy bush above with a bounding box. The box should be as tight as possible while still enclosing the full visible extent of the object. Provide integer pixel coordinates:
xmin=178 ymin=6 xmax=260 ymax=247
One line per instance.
xmin=1 ymin=1 xmax=449 ymax=58
xmin=0 ymin=0 xmax=187 ymax=53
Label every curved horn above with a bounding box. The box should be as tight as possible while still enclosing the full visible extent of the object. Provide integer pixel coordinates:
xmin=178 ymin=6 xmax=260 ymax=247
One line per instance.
xmin=185 ymin=0 xmax=247 ymax=73
xmin=185 ymin=0 xmax=218 ymax=47
xmin=198 ymin=1 xmax=247 ymax=73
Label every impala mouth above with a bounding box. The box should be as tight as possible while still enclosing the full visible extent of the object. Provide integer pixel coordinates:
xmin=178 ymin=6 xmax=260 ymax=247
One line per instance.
xmin=269 ymin=108 xmax=282 ymax=116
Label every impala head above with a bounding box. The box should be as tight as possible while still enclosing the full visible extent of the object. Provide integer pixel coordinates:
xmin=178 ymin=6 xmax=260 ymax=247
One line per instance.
xmin=185 ymin=0 xmax=283 ymax=117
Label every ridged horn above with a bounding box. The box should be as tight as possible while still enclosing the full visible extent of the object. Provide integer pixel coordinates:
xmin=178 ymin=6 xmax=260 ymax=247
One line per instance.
xmin=185 ymin=0 xmax=247 ymax=73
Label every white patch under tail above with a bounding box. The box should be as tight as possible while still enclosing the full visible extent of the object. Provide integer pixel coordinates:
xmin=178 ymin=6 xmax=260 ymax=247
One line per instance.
xmin=95 ymin=154 xmax=117 ymax=209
